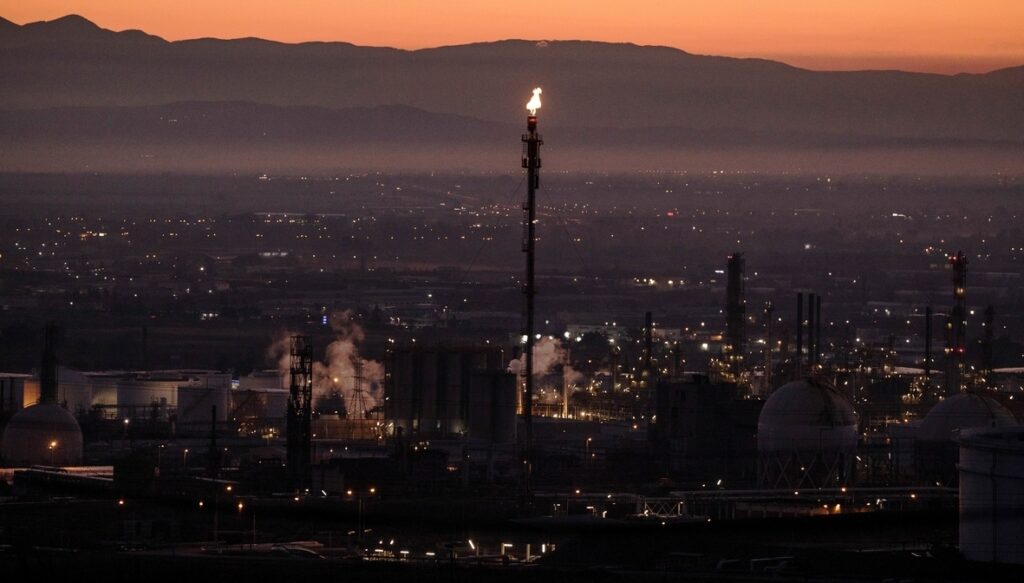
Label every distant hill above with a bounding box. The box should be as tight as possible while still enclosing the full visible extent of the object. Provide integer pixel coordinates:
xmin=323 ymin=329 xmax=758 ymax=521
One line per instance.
xmin=0 ymin=14 xmax=1021 ymax=174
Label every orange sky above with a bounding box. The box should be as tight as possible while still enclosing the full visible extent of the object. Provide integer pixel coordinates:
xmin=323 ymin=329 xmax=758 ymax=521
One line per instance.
xmin=3 ymin=0 xmax=1023 ymax=73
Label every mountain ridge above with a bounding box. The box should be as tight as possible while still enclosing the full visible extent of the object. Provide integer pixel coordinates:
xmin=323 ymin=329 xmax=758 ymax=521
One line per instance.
xmin=4 ymin=14 xmax=1022 ymax=77
xmin=1 ymin=14 xmax=1021 ymax=174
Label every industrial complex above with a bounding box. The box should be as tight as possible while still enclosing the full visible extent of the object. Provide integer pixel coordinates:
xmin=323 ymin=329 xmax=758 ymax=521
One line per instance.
xmin=1 ymin=87 xmax=1022 ymax=581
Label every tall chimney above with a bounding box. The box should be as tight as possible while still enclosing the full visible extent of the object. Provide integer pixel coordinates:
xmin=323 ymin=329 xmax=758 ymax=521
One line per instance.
xmin=795 ymin=293 xmax=803 ymax=377
xmin=644 ymin=311 xmax=653 ymax=374
xmin=521 ymin=88 xmax=543 ymax=475
xmin=949 ymin=251 xmax=968 ymax=393
xmin=807 ymin=293 xmax=816 ymax=370
xmin=815 ymin=294 xmax=822 ymax=366
xmin=983 ymin=305 xmax=994 ymax=381
xmin=763 ymin=301 xmax=774 ymax=390
xmin=40 ymin=322 xmax=60 ymax=404
xmin=924 ymin=306 xmax=933 ymax=394
xmin=725 ymin=253 xmax=746 ymax=377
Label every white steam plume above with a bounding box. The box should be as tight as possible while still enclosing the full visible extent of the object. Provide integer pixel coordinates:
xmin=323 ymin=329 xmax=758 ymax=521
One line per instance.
xmin=268 ymin=309 xmax=384 ymax=418
xmin=508 ymin=336 xmax=568 ymax=379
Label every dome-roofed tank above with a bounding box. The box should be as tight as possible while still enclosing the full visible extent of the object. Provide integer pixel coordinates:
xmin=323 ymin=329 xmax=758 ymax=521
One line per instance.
xmin=1 ymin=403 xmax=83 ymax=466
xmin=757 ymin=378 xmax=859 ymax=489
xmin=758 ymin=378 xmax=858 ymax=454
xmin=918 ymin=392 xmax=1017 ymax=443
xmin=916 ymin=392 xmax=1019 ymax=486
xmin=0 ymin=323 xmax=83 ymax=466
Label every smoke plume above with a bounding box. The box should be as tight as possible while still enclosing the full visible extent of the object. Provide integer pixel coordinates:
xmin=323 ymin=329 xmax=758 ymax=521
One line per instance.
xmin=509 ymin=336 xmax=571 ymax=379
xmin=268 ymin=309 xmax=384 ymax=418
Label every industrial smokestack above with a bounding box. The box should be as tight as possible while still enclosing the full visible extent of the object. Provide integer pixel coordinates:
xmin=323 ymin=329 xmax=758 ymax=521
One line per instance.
xmin=40 ymin=322 xmax=60 ymax=404
xmin=949 ymin=251 xmax=968 ymax=393
xmin=521 ymin=87 xmax=543 ymax=469
xmin=763 ymin=301 xmax=774 ymax=391
xmin=795 ymin=293 xmax=803 ymax=377
xmin=208 ymin=404 xmax=220 ymax=479
xmin=983 ymin=305 xmax=994 ymax=380
xmin=725 ymin=253 xmax=746 ymax=377
xmin=924 ymin=306 xmax=933 ymax=393
xmin=807 ymin=293 xmax=816 ymax=370
xmin=815 ymin=294 xmax=822 ymax=367
xmin=141 ymin=324 xmax=149 ymax=371
xmin=644 ymin=311 xmax=653 ymax=374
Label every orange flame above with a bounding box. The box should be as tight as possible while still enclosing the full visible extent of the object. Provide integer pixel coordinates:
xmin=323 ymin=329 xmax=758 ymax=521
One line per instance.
xmin=526 ymin=87 xmax=542 ymax=115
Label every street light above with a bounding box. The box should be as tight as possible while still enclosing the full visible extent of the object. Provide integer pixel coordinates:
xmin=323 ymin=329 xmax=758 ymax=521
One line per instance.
xmin=346 ymin=487 xmax=378 ymax=542
xmin=237 ymin=501 xmax=255 ymax=550
xmin=48 ymin=440 xmax=57 ymax=466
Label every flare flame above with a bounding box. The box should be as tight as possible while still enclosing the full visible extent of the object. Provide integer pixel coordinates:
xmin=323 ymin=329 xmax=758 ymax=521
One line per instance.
xmin=526 ymin=87 xmax=542 ymax=115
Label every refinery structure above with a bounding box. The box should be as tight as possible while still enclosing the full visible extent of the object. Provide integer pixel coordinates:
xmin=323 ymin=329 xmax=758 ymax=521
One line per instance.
xmin=1 ymin=87 xmax=1023 ymax=578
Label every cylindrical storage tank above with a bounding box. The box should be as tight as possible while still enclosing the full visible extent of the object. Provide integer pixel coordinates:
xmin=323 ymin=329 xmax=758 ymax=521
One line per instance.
xmin=917 ymin=393 xmax=1018 ymax=485
xmin=87 ymin=374 xmax=120 ymax=410
xmin=176 ymin=384 xmax=230 ymax=432
xmin=238 ymin=370 xmax=285 ymax=391
xmin=55 ymin=367 xmax=92 ymax=416
xmin=117 ymin=378 xmax=180 ymax=410
xmin=468 ymin=371 xmax=517 ymax=444
xmin=959 ymin=427 xmax=1024 ymax=564
xmin=757 ymin=378 xmax=858 ymax=489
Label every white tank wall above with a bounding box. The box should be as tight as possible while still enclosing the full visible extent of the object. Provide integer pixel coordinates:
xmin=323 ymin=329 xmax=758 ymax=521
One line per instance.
xmin=88 ymin=376 xmax=119 ymax=407
xmin=959 ymin=427 xmax=1024 ymax=565
xmin=55 ymin=367 xmax=92 ymax=416
xmin=115 ymin=372 xmax=232 ymax=410
xmin=758 ymin=423 xmax=859 ymax=454
xmin=177 ymin=384 xmax=230 ymax=425
xmin=117 ymin=379 xmax=181 ymax=408
xmin=757 ymin=379 xmax=859 ymax=453
xmin=239 ymin=371 xmax=285 ymax=390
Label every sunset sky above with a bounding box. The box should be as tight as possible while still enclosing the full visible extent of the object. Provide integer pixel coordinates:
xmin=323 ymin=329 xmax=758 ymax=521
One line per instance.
xmin=3 ymin=0 xmax=1023 ymax=74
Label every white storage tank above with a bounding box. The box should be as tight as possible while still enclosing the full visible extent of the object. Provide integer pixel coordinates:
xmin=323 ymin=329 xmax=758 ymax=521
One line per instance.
xmin=919 ymin=393 xmax=1017 ymax=444
xmin=757 ymin=378 xmax=858 ymax=489
xmin=1 ymin=402 xmax=83 ymax=466
xmin=54 ymin=367 xmax=92 ymax=416
xmin=117 ymin=377 xmax=180 ymax=411
xmin=959 ymin=426 xmax=1024 ymax=564
xmin=917 ymin=392 xmax=1018 ymax=484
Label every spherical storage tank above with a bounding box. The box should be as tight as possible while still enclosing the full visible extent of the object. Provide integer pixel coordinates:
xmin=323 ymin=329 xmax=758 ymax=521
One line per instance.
xmin=757 ymin=378 xmax=858 ymax=489
xmin=918 ymin=393 xmax=1017 ymax=444
xmin=959 ymin=426 xmax=1024 ymax=564
xmin=916 ymin=392 xmax=1018 ymax=484
xmin=1 ymin=402 xmax=83 ymax=466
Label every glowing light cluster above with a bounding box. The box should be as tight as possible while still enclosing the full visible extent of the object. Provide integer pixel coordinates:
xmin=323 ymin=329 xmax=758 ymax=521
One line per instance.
xmin=526 ymin=87 xmax=542 ymax=115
